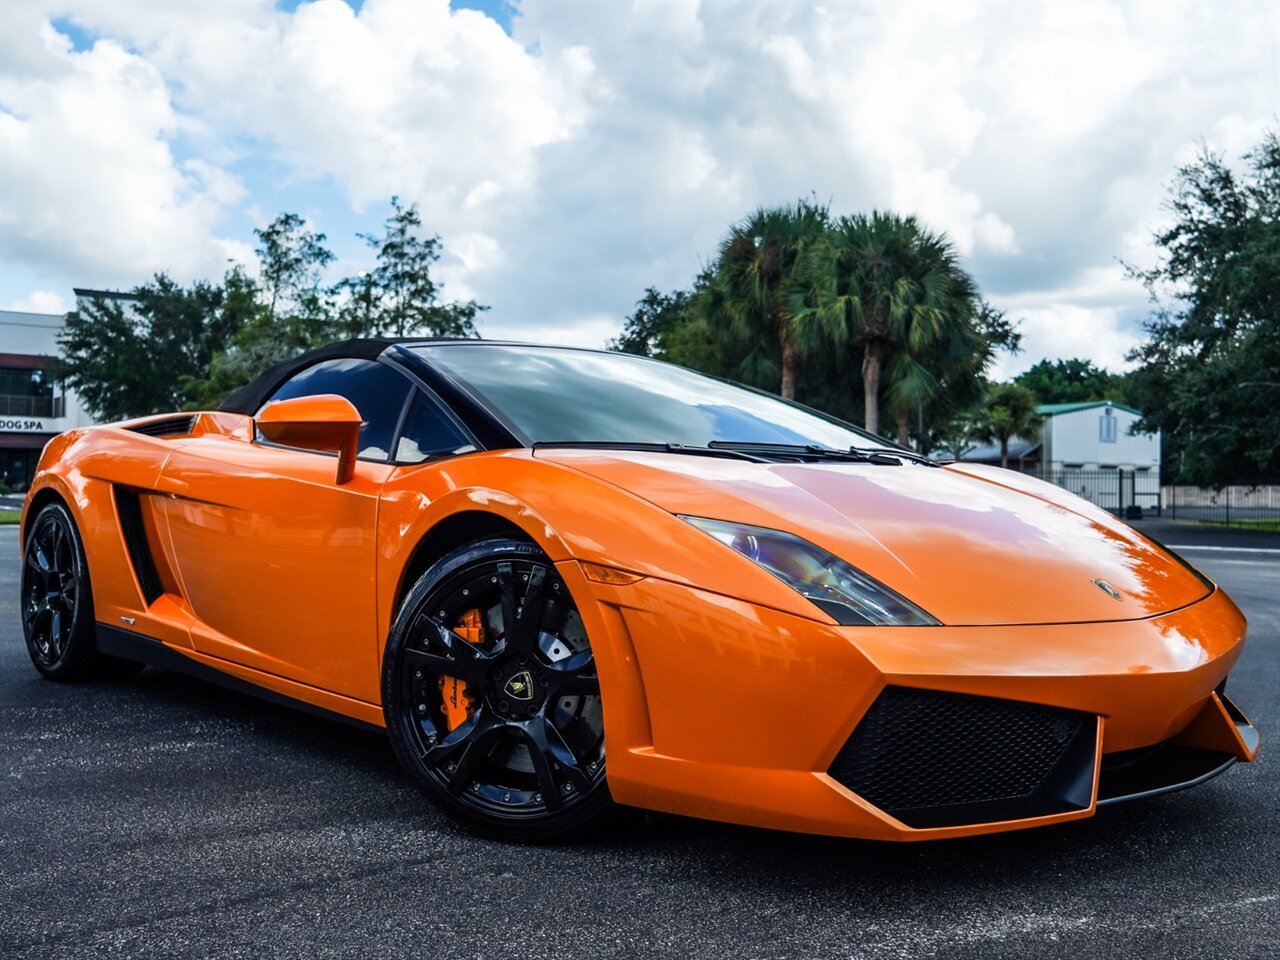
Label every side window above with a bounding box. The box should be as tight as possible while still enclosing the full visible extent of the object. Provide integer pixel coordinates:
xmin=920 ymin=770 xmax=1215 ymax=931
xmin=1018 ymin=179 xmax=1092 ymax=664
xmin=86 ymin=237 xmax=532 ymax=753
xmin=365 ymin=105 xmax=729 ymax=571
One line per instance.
xmin=259 ymin=358 xmax=411 ymax=460
xmin=395 ymin=390 xmax=475 ymax=463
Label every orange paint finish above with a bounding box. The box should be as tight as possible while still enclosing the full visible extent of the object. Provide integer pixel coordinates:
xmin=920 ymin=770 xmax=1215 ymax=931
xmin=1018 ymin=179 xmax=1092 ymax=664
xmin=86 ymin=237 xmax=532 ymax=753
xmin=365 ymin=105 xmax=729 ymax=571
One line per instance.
xmin=19 ymin=411 xmax=1259 ymax=841
xmin=536 ymin=450 xmax=1211 ymax=626
xmin=568 ymin=570 xmax=1249 ymax=838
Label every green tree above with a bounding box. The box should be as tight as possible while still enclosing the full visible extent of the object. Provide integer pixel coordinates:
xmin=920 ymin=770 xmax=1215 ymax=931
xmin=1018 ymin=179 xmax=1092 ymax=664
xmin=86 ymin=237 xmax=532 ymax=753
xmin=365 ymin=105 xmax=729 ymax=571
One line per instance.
xmin=333 ymin=197 xmax=484 ymax=338
xmin=969 ymin=382 xmax=1043 ymax=469
xmin=1014 ymin=358 xmax=1128 ymax=405
xmin=59 ymin=272 xmax=252 ymax=421
xmin=690 ymin=200 xmax=830 ymax=399
xmin=1126 ymin=132 xmax=1280 ymax=485
xmin=256 ymin=211 xmax=335 ymax=325
xmin=608 ymin=287 xmax=692 ymax=357
xmin=797 ymin=212 xmax=981 ymax=437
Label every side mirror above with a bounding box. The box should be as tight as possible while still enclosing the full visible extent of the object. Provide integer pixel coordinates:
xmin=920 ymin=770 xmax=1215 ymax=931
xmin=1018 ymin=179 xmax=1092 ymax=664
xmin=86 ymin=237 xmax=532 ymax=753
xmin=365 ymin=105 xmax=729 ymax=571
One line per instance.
xmin=255 ymin=394 xmax=363 ymax=484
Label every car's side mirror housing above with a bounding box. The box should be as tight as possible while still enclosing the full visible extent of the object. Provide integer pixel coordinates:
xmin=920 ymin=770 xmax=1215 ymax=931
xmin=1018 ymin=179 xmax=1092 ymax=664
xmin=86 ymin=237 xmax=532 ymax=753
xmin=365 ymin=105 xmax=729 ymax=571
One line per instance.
xmin=255 ymin=394 xmax=363 ymax=484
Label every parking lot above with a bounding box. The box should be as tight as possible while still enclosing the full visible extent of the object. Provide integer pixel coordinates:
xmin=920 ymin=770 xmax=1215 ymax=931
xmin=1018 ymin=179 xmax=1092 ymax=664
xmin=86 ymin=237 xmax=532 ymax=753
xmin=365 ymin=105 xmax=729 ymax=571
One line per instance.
xmin=0 ymin=523 xmax=1276 ymax=959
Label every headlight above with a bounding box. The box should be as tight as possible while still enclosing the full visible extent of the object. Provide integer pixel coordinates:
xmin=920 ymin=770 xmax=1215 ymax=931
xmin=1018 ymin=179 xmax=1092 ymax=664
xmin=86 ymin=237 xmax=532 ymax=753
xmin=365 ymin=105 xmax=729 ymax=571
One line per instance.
xmin=680 ymin=517 xmax=938 ymax=626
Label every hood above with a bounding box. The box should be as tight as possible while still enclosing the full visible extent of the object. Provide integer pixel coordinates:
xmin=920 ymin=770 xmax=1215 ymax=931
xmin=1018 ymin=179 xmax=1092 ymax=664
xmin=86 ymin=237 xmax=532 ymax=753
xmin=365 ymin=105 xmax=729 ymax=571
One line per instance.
xmin=538 ymin=450 xmax=1211 ymax=626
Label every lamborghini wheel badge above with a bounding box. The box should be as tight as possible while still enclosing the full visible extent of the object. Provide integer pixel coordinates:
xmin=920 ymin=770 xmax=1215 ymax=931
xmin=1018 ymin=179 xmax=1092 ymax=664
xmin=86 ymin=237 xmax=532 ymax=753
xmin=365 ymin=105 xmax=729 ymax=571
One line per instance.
xmin=504 ymin=670 xmax=535 ymax=701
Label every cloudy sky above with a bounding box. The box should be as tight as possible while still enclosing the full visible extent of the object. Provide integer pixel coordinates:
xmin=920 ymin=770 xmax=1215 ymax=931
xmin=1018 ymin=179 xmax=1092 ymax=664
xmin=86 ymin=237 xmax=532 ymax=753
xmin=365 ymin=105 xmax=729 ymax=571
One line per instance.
xmin=1 ymin=0 xmax=1276 ymax=376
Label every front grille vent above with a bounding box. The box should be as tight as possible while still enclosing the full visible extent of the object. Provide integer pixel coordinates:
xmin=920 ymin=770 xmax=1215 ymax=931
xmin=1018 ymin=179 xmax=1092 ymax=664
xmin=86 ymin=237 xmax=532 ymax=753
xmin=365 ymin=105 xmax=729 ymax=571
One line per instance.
xmin=127 ymin=415 xmax=196 ymax=438
xmin=829 ymin=686 xmax=1095 ymax=828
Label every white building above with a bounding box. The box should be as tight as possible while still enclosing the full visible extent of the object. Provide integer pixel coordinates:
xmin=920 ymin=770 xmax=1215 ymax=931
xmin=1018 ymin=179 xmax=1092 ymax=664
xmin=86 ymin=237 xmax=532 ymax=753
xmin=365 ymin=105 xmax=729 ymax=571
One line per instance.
xmin=957 ymin=401 xmax=1161 ymax=516
xmin=0 ymin=308 xmax=97 ymax=493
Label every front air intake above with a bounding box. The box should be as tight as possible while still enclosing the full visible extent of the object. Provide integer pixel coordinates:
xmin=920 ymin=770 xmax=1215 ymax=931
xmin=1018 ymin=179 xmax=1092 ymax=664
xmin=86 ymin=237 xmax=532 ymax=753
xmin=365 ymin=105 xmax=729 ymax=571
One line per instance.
xmin=828 ymin=687 xmax=1097 ymax=828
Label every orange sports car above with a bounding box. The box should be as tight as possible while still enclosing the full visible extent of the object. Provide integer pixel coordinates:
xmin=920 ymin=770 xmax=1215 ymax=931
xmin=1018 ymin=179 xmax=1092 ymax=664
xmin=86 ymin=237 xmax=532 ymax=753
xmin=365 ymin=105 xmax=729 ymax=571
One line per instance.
xmin=19 ymin=339 xmax=1259 ymax=841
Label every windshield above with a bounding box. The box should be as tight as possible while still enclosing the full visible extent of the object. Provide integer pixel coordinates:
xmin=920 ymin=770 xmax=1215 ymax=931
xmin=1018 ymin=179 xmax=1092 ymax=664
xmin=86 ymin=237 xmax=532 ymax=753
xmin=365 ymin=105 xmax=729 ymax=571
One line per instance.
xmin=417 ymin=344 xmax=882 ymax=449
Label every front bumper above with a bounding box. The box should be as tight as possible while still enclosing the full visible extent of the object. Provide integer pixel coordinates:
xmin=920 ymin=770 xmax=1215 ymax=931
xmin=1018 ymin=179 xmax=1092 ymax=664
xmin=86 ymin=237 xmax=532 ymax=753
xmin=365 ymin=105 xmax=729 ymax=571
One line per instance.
xmin=563 ymin=565 xmax=1259 ymax=840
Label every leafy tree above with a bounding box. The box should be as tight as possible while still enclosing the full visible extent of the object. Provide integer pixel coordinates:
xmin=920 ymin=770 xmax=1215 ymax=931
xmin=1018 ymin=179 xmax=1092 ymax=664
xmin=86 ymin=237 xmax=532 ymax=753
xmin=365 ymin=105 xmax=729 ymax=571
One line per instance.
xmin=608 ymin=287 xmax=692 ymax=357
xmin=906 ymin=304 xmax=1024 ymax=455
xmin=333 ymin=197 xmax=484 ymax=339
xmin=690 ymin=200 xmax=831 ymax=399
xmin=256 ymin=212 xmax=335 ymax=325
xmin=1014 ymin=358 xmax=1128 ymax=405
xmin=59 ymin=272 xmax=252 ymax=421
xmin=969 ymin=382 xmax=1043 ymax=469
xmin=795 ymin=212 xmax=981 ymax=437
xmin=181 ymin=199 xmax=487 ymax=407
xmin=1126 ymin=132 xmax=1279 ymax=486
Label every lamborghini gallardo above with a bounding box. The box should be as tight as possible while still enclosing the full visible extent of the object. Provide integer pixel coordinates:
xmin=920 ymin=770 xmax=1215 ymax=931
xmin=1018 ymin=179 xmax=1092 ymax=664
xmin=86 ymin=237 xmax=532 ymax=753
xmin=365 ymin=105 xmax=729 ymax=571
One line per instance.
xmin=18 ymin=339 xmax=1259 ymax=841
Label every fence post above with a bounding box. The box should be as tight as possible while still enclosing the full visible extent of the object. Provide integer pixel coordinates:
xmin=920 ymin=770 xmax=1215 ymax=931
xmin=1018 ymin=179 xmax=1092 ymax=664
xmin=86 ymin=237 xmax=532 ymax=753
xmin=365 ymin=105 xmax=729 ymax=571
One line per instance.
xmin=1226 ymin=486 xmax=1231 ymax=528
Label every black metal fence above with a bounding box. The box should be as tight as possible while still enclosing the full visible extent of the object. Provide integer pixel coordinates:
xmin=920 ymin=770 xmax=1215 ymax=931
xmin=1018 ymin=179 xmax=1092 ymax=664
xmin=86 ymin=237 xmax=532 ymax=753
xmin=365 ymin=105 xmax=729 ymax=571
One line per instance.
xmin=1036 ymin=469 xmax=1161 ymax=519
xmin=1162 ymin=484 xmax=1280 ymax=526
xmin=1034 ymin=469 xmax=1280 ymax=527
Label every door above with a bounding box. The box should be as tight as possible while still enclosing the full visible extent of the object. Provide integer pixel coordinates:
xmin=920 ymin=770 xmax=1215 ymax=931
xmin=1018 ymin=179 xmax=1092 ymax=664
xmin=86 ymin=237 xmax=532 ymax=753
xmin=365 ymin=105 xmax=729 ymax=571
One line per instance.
xmin=158 ymin=357 xmax=413 ymax=703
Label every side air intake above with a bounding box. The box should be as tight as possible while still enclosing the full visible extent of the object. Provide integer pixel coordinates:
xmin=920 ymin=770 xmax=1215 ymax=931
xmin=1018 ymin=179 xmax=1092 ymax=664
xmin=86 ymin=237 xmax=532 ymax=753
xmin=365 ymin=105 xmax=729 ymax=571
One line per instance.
xmin=126 ymin=415 xmax=196 ymax=438
xmin=828 ymin=686 xmax=1097 ymax=828
xmin=113 ymin=488 xmax=164 ymax=605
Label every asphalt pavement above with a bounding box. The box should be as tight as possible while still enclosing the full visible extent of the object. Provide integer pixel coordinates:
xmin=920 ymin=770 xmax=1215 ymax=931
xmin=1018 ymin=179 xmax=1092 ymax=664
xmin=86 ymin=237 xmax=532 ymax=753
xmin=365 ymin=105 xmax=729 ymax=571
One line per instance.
xmin=1 ymin=523 xmax=1277 ymax=959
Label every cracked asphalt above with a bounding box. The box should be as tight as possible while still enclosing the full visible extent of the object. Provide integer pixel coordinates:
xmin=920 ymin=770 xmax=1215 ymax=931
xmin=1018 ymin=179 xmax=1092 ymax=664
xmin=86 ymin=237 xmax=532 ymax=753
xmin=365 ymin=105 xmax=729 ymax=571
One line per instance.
xmin=1 ymin=523 xmax=1277 ymax=959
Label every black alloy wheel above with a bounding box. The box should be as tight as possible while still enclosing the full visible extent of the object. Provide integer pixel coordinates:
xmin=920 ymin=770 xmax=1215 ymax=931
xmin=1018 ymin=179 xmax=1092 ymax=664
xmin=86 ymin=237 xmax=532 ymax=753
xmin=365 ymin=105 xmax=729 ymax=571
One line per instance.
xmin=383 ymin=538 xmax=612 ymax=840
xmin=21 ymin=501 xmax=140 ymax=681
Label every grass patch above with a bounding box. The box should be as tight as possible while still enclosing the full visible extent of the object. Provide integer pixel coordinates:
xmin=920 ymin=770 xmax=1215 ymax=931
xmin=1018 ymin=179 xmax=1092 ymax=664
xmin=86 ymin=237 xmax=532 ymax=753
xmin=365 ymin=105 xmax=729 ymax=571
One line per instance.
xmin=0 ymin=512 xmax=21 ymax=526
xmin=1175 ymin=518 xmax=1280 ymax=534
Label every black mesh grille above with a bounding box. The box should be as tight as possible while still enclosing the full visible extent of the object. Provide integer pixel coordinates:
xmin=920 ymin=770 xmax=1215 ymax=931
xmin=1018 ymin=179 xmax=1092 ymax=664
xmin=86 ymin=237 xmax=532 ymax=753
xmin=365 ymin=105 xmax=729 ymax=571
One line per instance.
xmin=127 ymin=415 xmax=196 ymax=438
xmin=829 ymin=687 xmax=1094 ymax=827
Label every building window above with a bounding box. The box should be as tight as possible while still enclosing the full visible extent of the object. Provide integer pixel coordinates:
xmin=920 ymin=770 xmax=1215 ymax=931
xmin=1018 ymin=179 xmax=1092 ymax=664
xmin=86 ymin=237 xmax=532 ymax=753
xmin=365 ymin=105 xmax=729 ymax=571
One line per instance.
xmin=0 ymin=366 xmax=63 ymax=418
xmin=1099 ymin=411 xmax=1117 ymax=443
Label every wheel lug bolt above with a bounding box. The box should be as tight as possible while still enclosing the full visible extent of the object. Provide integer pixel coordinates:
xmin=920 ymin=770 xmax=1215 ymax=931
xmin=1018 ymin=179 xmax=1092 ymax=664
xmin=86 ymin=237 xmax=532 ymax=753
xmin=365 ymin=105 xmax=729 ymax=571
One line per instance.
xmin=414 ymin=670 xmax=422 ymax=679
xmin=502 ymin=793 xmax=511 ymax=803
xmin=472 ymin=783 xmax=480 ymax=792
xmin=416 ymin=703 xmax=426 ymax=713
xmin=499 ymin=700 xmax=509 ymax=711
xmin=534 ymin=793 xmax=542 ymax=802
xmin=518 ymin=657 xmax=527 ymax=666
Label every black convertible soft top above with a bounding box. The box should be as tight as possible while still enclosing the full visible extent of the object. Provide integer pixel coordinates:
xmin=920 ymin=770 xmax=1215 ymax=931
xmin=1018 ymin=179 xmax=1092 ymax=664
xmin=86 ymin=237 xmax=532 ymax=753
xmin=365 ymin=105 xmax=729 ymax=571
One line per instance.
xmin=217 ymin=338 xmax=411 ymax=415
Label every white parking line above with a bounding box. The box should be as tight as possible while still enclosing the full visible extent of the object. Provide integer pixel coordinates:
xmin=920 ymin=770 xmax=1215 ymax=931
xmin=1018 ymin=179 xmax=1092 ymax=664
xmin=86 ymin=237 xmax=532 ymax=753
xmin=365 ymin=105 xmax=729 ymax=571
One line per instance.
xmin=1166 ymin=543 xmax=1280 ymax=555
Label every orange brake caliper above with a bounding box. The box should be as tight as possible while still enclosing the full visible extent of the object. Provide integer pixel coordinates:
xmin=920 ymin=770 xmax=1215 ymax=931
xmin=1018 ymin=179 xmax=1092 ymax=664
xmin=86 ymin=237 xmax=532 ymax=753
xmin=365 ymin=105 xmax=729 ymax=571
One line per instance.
xmin=439 ymin=608 xmax=484 ymax=731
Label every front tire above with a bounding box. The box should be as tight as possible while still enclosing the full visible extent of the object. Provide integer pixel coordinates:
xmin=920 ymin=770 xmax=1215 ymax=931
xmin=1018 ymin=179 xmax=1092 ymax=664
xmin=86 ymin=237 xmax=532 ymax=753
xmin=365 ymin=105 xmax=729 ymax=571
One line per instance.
xmin=382 ymin=538 xmax=613 ymax=841
xmin=21 ymin=501 xmax=143 ymax=681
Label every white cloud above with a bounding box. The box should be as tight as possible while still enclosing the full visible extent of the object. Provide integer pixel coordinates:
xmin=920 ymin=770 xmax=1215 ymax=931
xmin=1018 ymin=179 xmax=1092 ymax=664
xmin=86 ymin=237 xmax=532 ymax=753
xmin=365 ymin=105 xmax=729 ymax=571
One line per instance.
xmin=5 ymin=289 xmax=70 ymax=314
xmin=991 ymin=303 xmax=1146 ymax=381
xmin=0 ymin=0 xmax=1276 ymax=373
xmin=0 ymin=30 xmax=243 ymax=288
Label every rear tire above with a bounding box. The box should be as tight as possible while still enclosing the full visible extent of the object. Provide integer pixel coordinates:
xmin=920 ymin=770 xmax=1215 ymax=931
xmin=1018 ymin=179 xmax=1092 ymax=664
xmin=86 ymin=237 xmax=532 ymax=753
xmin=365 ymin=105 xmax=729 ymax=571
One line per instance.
xmin=21 ymin=502 xmax=144 ymax=682
xmin=382 ymin=538 xmax=614 ymax=841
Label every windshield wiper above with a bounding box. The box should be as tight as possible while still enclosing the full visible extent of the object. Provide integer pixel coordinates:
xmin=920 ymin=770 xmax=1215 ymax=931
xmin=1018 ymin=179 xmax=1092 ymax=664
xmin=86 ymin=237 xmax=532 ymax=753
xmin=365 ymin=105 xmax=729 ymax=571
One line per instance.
xmin=849 ymin=446 xmax=937 ymax=466
xmin=708 ymin=441 xmax=909 ymax=465
xmin=530 ymin=441 xmax=770 ymax=462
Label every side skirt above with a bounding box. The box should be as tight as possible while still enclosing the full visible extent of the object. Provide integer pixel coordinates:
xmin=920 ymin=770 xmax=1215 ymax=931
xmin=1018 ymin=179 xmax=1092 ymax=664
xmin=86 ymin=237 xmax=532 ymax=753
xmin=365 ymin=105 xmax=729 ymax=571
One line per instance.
xmin=96 ymin=623 xmax=385 ymax=735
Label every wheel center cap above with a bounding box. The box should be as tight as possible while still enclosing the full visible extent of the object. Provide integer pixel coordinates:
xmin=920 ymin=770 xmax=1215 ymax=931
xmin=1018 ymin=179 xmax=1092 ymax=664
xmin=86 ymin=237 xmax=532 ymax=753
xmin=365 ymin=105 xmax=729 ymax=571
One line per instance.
xmin=503 ymin=669 xmax=535 ymax=702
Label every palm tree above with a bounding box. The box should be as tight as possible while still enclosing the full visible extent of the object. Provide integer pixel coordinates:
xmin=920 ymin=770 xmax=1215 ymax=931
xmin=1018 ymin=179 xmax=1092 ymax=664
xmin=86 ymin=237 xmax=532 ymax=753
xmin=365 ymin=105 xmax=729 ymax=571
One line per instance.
xmin=796 ymin=212 xmax=978 ymax=437
xmin=970 ymin=382 xmax=1043 ymax=468
xmin=693 ymin=200 xmax=830 ymax=399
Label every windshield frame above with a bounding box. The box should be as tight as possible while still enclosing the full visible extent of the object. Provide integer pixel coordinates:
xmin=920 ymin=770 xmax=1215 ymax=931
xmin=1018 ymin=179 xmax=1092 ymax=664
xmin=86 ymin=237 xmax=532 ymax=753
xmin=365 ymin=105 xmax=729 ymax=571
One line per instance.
xmin=408 ymin=341 xmax=913 ymax=456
